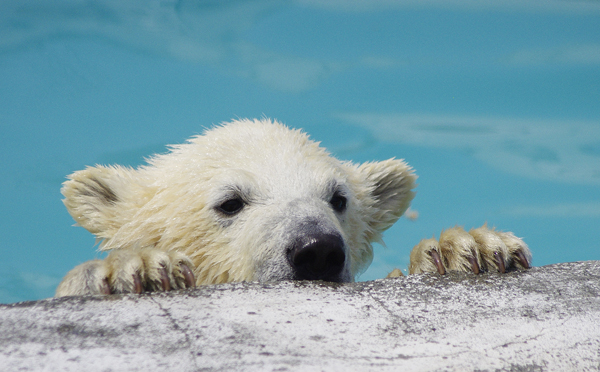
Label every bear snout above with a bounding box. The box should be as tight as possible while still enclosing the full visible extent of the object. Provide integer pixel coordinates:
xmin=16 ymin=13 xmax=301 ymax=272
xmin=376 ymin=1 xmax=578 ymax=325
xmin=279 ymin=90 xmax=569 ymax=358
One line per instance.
xmin=287 ymin=232 xmax=346 ymax=282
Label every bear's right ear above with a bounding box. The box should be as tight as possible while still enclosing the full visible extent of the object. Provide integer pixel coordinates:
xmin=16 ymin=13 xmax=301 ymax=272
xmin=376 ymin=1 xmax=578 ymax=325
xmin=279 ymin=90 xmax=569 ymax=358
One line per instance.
xmin=356 ymin=159 xmax=417 ymax=235
xmin=62 ymin=165 xmax=142 ymax=238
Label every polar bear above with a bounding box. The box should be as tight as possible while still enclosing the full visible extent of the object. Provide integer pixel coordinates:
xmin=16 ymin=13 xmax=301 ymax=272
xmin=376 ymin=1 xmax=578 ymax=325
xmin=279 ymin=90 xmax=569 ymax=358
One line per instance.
xmin=56 ymin=118 xmax=531 ymax=297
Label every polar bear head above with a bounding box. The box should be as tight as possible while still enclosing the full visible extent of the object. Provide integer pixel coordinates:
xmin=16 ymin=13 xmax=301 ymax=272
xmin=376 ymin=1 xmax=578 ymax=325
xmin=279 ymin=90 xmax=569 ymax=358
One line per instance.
xmin=63 ymin=119 xmax=416 ymax=284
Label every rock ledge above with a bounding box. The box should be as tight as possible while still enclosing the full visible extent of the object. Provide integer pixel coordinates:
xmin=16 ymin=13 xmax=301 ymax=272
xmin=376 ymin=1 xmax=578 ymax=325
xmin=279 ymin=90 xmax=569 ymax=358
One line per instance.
xmin=1 ymin=261 xmax=600 ymax=371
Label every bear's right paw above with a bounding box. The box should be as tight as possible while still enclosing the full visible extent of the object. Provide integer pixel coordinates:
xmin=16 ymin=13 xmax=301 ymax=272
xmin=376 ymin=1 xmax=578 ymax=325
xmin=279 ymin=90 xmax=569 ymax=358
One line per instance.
xmin=55 ymin=249 xmax=196 ymax=297
xmin=408 ymin=225 xmax=532 ymax=275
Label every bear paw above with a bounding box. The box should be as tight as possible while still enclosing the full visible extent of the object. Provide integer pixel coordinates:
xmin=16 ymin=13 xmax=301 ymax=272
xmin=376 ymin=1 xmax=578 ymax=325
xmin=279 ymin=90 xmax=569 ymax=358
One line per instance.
xmin=408 ymin=225 xmax=532 ymax=275
xmin=55 ymin=249 xmax=196 ymax=296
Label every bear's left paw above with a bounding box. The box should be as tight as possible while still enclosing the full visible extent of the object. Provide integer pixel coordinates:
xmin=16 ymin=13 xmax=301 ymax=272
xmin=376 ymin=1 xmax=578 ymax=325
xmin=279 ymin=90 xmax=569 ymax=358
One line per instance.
xmin=105 ymin=249 xmax=196 ymax=294
xmin=408 ymin=225 xmax=531 ymax=275
xmin=55 ymin=248 xmax=196 ymax=297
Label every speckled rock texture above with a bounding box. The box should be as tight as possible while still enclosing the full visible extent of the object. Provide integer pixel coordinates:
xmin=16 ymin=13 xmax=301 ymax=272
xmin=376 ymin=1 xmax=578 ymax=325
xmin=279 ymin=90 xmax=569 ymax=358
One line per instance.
xmin=1 ymin=261 xmax=599 ymax=371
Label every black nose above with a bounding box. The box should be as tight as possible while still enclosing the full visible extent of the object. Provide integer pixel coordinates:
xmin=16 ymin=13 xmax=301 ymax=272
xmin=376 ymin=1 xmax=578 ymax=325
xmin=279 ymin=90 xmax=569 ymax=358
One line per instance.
xmin=287 ymin=233 xmax=346 ymax=281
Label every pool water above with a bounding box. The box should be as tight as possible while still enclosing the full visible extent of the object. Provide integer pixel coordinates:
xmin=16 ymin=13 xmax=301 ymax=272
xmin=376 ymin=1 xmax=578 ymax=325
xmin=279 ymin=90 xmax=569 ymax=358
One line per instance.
xmin=1 ymin=1 xmax=599 ymax=304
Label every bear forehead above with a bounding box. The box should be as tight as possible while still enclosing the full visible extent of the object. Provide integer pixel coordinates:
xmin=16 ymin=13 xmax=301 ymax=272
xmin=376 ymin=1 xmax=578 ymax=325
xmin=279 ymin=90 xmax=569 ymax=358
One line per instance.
xmin=197 ymin=120 xmax=331 ymax=163
xmin=150 ymin=119 xmax=351 ymax=198
xmin=203 ymin=128 xmax=346 ymax=194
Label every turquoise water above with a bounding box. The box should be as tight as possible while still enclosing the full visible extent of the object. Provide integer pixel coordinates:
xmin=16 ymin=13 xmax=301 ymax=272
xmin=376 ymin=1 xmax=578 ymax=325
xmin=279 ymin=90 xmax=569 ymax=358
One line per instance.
xmin=1 ymin=1 xmax=599 ymax=304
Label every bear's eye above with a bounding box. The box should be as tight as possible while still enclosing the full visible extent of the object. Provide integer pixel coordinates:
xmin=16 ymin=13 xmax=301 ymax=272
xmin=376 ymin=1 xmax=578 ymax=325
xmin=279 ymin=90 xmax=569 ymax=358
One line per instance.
xmin=217 ymin=198 xmax=245 ymax=215
xmin=329 ymin=192 xmax=347 ymax=213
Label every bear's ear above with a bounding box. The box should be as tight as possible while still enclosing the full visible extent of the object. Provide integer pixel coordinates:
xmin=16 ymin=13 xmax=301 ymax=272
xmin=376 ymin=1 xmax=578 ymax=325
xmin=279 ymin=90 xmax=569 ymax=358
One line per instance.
xmin=62 ymin=165 xmax=142 ymax=238
xmin=356 ymin=159 xmax=417 ymax=234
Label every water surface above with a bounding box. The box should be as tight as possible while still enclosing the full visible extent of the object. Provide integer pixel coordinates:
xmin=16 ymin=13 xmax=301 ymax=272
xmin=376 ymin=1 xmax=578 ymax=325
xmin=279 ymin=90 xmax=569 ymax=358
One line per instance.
xmin=1 ymin=0 xmax=599 ymax=303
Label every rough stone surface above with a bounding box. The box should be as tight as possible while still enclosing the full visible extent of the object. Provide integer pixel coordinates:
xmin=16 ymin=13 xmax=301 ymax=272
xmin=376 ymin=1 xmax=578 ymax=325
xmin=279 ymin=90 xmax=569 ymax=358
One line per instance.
xmin=1 ymin=261 xmax=599 ymax=371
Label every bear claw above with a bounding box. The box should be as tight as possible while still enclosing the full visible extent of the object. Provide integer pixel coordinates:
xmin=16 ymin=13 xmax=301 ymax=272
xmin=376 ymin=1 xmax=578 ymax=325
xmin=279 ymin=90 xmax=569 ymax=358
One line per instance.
xmin=428 ymin=250 xmax=445 ymax=275
xmin=101 ymin=278 xmax=111 ymax=295
xmin=159 ymin=266 xmax=171 ymax=291
xmin=132 ymin=273 xmax=143 ymax=294
xmin=494 ymin=251 xmax=506 ymax=273
xmin=515 ymin=250 xmax=530 ymax=269
xmin=468 ymin=254 xmax=480 ymax=274
xmin=180 ymin=264 xmax=196 ymax=289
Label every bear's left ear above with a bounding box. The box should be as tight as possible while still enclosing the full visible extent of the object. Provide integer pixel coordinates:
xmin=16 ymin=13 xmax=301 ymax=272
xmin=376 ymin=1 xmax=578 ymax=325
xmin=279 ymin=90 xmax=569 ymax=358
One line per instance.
xmin=62 ymin=165 xmax=144 ymax=239
xmin=355 ymin=159 xmax=417 ymax=234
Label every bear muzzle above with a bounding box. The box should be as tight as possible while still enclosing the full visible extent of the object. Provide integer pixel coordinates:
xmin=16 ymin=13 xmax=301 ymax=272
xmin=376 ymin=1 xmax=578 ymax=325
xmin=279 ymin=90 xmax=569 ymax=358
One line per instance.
xmin=287 ymin=232 xmax=346 ymax=282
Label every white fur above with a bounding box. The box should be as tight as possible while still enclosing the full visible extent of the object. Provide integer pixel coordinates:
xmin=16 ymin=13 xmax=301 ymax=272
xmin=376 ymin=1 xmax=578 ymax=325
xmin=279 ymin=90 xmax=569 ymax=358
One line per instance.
xmin=56 ymin=119 xmax=416 ymax=296
xmin=56 ymin=118 xmax=532 ymax=297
